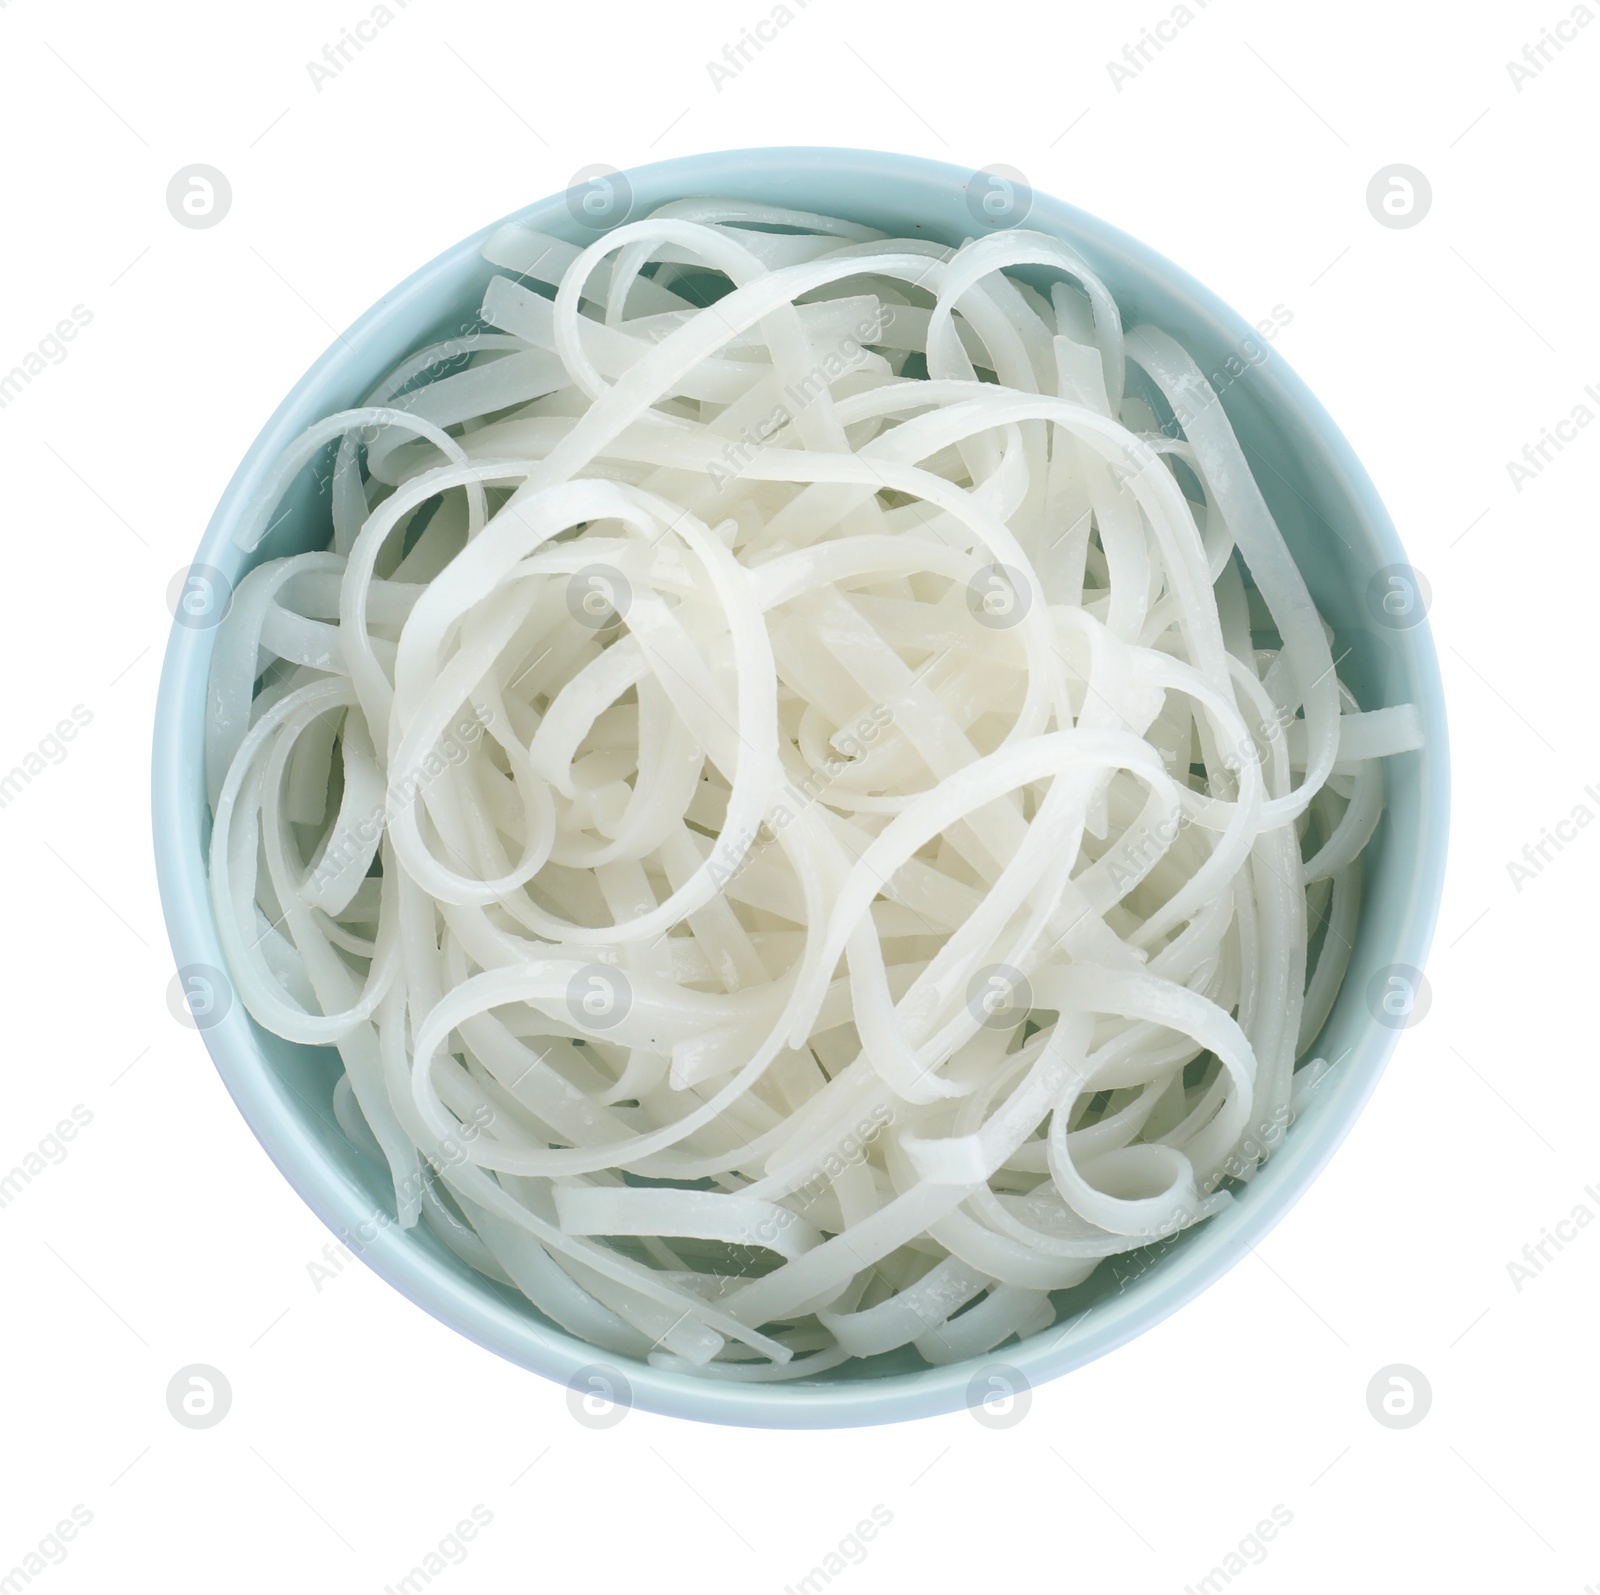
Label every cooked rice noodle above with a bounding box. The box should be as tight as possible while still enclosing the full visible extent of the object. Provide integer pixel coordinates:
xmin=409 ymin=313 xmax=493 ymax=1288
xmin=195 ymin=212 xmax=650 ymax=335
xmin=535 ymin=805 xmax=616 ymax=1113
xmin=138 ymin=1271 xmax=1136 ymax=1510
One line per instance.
xmin=206 ymin=198 xmax=1423 ymax=1375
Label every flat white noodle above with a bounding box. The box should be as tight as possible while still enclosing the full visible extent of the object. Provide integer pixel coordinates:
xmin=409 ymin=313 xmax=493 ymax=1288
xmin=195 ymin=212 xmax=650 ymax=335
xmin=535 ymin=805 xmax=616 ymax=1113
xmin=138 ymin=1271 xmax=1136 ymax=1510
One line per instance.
xmin=206 ymin=198 xmax=1424 ymax=1376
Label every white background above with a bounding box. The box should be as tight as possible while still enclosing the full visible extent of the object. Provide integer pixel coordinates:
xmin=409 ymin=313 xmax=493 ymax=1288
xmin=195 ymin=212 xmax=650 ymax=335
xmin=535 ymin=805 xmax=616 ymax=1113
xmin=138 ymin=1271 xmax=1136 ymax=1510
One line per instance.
xmin=1 ymin=0 xmax=1596 ymax=1589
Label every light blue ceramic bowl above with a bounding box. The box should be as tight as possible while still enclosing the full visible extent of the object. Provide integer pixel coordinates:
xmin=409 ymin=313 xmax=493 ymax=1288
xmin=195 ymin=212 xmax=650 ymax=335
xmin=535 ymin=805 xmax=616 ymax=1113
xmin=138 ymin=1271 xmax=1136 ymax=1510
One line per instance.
xmin=152 ymin=147 xmax=1448 ymax=1427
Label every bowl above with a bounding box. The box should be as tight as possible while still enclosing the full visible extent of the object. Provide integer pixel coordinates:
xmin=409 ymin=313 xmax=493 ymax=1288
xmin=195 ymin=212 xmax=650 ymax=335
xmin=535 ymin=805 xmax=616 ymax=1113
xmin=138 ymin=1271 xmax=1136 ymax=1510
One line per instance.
xmin=152 ymin=146 xmax=1449 ymax=1427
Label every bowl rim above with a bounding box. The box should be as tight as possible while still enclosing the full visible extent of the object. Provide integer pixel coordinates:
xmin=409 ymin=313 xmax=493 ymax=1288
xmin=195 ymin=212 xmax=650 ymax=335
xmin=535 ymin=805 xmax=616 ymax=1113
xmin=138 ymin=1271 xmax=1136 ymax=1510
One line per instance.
xmin=152 ymin=144 xmax=1450 ymax=1428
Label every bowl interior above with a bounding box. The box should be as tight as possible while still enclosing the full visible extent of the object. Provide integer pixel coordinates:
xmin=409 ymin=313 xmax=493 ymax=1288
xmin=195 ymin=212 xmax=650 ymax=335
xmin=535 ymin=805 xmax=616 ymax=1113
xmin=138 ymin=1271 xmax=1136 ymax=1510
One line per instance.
xmin=153 ymin=147 xmax=1448 ymax=1427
